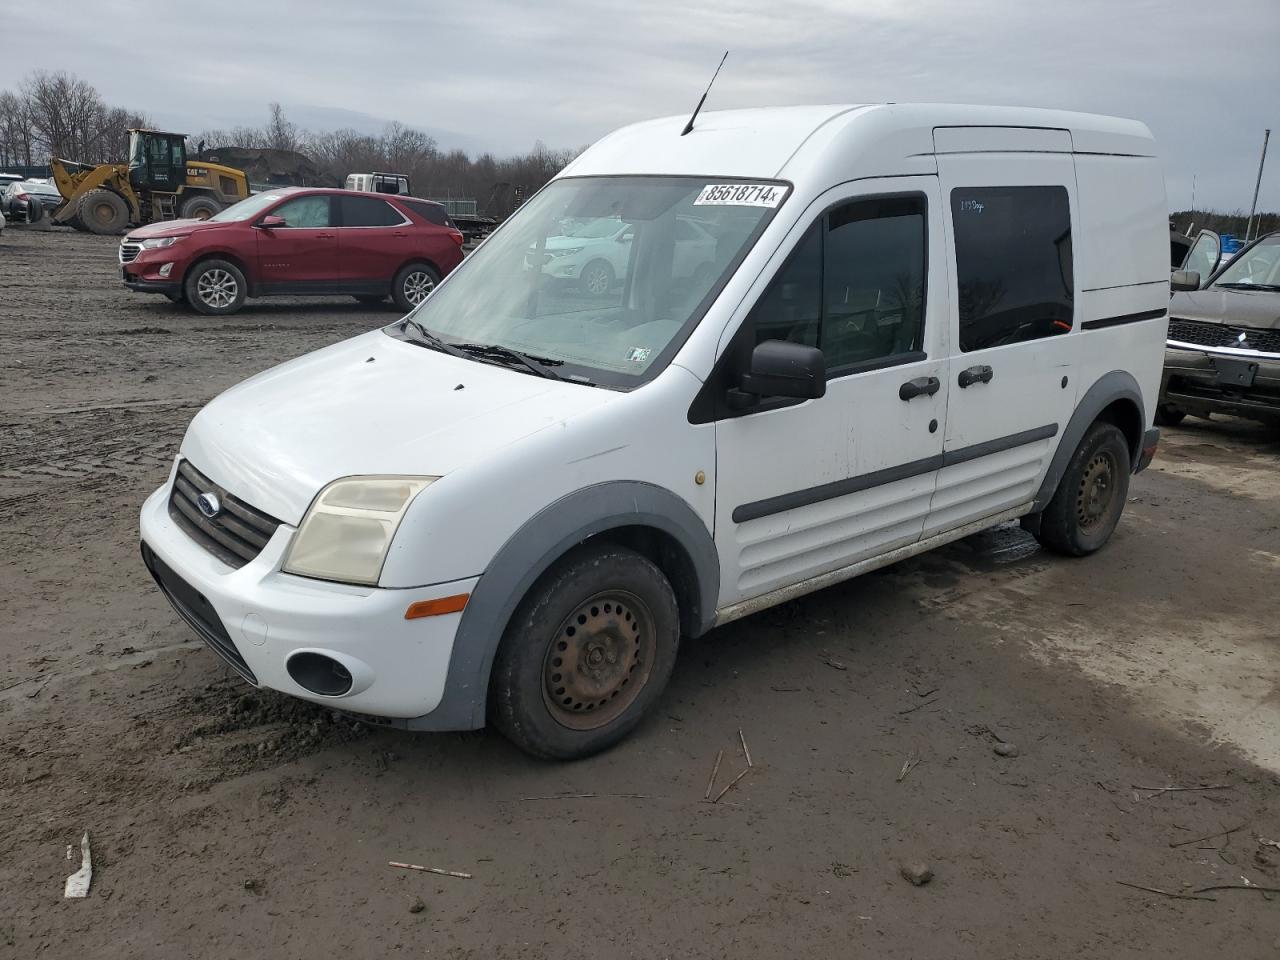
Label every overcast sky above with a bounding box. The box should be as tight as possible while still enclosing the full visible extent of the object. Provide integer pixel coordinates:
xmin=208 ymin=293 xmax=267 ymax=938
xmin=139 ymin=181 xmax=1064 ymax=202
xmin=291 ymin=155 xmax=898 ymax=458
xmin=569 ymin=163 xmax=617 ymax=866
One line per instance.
xmin=3 ymin=0 xmax=1276 ymax=212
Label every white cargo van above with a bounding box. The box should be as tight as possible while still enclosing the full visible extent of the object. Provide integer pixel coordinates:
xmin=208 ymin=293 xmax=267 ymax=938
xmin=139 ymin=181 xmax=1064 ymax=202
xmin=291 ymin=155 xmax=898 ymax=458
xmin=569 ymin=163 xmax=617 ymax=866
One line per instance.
xmin=140 ymin=105 xmax=1169 ymax=758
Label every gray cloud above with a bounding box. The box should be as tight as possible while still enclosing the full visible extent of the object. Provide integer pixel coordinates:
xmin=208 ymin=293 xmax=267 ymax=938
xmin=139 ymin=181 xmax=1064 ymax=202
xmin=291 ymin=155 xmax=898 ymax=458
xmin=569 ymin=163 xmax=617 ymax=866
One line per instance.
xmin=3 ymin=0 xmax=1276 ymax=211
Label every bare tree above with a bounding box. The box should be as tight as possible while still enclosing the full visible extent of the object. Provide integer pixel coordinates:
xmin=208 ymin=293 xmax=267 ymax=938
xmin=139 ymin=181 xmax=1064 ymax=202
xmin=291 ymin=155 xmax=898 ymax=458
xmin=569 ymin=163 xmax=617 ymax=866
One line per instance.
xmin=264 ymin=102 xmax=300 ymax=153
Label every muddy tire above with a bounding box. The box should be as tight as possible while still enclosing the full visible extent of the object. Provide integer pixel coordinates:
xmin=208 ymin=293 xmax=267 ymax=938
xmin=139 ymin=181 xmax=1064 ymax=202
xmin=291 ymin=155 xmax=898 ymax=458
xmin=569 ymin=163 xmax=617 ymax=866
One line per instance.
xmin=184 ymin=258 xmax=246 ymax=316
xmin=180 ymin=194 xmax=221 ymax=220
xmin=1034 ymin=421 xmax=1131 ymax=557
xmin=391 ymin=262 xmax=439 ymax=312
xmin=78 ymin=189 xmax=129 ymax=235
xmin=1153 ymin=403 xmax=1185 ymax=427
xmin=490 ymin=545 xmax=680 ymax=760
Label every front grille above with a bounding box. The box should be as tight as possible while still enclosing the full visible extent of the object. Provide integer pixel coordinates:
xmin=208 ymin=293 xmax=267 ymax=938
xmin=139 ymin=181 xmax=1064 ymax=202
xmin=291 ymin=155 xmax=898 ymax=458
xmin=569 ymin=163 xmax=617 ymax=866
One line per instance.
xmin=1169 ymin=318 xmax=1280 ymax=355
xmin=168 ymin=459 xmax=281 ymax=569
xmin=141 ymin=542 xmax=257 ymax=684
xmin=119 ymin=241 xmax=141 ymax=263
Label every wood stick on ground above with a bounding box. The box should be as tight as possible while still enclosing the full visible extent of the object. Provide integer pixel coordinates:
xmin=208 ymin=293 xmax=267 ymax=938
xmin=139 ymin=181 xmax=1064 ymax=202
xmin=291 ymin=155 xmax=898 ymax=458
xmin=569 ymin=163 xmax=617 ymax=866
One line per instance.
xmin=1132 ymin=784 xmax=1231 ymax=796
xmin=518 ymin=793 xmax=653 ymax=801
xmin=705 ymin=749 xmax=724 ymax=800
xmin=898 ymin=697 xmax=938 ymax=715
xmin=739 ymin=729 xmax=753 ymax=768
xmin=1193 ymin=884 xmax=1280 ymax=895
xmin=1169 ymin=823 xmax=1247 ymax=848
xmin=1114 ymin=880 xmax=1216 ymax=902
xmin=389 ymin=861 xmax=472 ymax=879
xmin=712 ymin=767 xmax=751 ymax=804
xmin=897 ymin=753 xmax=922 ymax=783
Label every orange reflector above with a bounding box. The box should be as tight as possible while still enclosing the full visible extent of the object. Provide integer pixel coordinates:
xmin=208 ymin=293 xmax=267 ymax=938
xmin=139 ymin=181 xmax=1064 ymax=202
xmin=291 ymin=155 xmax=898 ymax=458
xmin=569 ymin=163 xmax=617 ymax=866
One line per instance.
xmin=405 ymin=594 xmax=470 ymax=620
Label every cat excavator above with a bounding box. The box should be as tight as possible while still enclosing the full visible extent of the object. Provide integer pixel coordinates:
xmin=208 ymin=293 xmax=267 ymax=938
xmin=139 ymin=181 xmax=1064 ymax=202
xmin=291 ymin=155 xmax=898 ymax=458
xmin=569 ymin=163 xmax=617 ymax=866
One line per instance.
xmin=51 ymin=129 xmax=250 ymax=234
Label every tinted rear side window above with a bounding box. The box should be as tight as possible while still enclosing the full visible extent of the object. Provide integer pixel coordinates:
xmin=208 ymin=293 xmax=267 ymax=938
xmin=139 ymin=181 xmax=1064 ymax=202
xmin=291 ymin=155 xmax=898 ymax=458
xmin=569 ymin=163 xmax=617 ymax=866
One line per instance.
xmin=400 ymin=199 xmax=450 ymax=226
xmin=951 ymin=186 xmax=1073 ymax=352
xmin=340 ymin=195 xmax=405 ymax=227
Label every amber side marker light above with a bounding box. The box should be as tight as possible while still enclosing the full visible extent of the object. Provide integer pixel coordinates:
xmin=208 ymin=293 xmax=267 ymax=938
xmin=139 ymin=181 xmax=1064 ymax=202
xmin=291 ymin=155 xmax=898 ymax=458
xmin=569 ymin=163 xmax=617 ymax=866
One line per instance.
xmin=405 ymin=594 xmax=470 ymax=620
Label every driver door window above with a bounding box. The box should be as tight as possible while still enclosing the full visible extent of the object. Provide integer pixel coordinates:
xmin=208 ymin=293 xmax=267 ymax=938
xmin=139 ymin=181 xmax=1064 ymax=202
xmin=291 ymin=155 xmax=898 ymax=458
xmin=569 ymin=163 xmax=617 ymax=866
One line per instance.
xmin=746 ymin=195 xmax=927 ymax=374
xmin=272 ymin=196 xmax=334 ymax=228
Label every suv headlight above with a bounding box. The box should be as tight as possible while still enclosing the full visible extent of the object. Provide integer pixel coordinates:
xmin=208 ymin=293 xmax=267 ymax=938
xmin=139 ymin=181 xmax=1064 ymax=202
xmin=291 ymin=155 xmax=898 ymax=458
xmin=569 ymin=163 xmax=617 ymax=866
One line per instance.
xmin=140 ymin=236 xmax=183 ymax=249
xmin=283 ymin=476 xmax=436 ymax=586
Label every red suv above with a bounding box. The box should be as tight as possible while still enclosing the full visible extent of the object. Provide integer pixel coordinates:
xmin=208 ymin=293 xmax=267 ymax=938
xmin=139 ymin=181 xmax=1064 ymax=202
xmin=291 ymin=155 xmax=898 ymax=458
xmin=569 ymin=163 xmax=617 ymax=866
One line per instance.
xmin=119 ymin=187 xmax=465 ymax=315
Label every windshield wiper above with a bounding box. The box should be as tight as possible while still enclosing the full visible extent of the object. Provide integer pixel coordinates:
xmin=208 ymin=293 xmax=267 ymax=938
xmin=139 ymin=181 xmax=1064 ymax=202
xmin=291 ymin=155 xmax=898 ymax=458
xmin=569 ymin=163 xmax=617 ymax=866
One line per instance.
xmin=454 ymin=342 xmax=566 ymax=381
xmin=1217 ymin=282 xmax=1280 ymax=291
xmin=400 ymin=317 xmax=471 ymax=360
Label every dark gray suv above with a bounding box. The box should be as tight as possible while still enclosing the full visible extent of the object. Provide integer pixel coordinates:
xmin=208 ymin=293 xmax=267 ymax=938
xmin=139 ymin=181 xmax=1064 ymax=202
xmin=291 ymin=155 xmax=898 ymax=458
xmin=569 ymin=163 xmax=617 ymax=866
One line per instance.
xmin=1159 ymin=232 xmax=1280 ymax=426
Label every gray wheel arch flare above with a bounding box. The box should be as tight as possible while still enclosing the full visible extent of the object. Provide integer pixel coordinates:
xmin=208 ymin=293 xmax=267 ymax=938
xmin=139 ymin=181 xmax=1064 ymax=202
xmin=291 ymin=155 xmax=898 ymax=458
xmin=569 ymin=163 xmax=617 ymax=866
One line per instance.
xmin=1031 ymin=370 xmax=1147 ymax=513
xmin=404 ymin=481 xmax=720 ymax=731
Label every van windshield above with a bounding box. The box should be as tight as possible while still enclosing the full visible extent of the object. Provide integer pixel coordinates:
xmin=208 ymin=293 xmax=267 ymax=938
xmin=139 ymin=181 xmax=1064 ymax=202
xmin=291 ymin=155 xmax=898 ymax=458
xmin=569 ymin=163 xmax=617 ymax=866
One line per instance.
xmin=396 ymin=176 xmax=788 ymax=387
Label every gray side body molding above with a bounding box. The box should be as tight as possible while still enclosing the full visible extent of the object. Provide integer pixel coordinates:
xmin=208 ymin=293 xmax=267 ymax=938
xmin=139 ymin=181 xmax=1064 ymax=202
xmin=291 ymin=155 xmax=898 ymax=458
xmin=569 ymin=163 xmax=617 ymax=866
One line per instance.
xmin=403 ymin=481 xmax=720 ymax=731
xmin=1030 ymin=370 xmax=1145 ymax=512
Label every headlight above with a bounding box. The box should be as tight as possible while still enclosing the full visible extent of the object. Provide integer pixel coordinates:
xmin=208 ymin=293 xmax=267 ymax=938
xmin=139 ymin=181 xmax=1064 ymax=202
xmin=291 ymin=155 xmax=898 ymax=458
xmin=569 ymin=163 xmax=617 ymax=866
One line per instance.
xmin=547 ymin=246 xmax=583 ymax=258
xmin=282 ymin=476 xmax=436 ymax=585
xmin=140 ymin=236 xmax=183 ymax=249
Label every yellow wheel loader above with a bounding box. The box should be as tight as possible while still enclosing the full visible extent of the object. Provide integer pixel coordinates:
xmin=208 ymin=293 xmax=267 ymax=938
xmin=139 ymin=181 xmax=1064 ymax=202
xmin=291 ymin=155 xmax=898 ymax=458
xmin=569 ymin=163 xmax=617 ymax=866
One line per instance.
xmin=51 ymin=129 xmax=250 ymax=235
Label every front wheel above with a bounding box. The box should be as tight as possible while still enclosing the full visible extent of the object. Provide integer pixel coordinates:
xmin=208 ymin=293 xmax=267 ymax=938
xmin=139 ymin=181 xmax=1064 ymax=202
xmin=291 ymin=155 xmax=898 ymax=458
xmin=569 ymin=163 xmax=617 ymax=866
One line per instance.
xmin=1034 ymin=421 xmax=1132 ymax=556
xmin=184 ymin=259 xmax=246 ymax=316
xmin=490 ymin=545 xmax=681 ymax=760
xmin=579 ymin=259 xmax=615 ymax=296
xmin=391 ymin=263 xmax=440 ymax=312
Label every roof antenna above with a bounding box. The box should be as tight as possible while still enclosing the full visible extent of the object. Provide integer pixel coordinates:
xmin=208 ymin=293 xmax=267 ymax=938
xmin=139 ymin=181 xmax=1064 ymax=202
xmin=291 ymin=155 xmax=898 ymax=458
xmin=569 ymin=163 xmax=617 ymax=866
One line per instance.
xmin=681 ymin=51 xmax=728 ymax=136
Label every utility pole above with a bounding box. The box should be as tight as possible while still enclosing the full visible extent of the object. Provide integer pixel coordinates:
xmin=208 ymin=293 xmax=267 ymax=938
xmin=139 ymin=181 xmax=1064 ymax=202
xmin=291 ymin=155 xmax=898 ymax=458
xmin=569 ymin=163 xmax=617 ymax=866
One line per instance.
xmin=1247 ymin=129 xmax=1270 ymax=242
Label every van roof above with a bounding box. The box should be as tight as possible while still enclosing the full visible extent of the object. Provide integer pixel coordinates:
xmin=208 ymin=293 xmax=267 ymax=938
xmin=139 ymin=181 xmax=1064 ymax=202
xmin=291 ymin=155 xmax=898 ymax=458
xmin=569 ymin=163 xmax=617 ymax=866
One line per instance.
xmin=562 ymin=103 xmax=1156 ymax=182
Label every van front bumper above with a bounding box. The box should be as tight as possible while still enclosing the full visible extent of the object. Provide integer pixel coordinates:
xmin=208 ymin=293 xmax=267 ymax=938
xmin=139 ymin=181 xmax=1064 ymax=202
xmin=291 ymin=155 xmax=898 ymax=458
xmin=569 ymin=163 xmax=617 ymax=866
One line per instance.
xmin=139 ymin=481 xmax=478 ymax=720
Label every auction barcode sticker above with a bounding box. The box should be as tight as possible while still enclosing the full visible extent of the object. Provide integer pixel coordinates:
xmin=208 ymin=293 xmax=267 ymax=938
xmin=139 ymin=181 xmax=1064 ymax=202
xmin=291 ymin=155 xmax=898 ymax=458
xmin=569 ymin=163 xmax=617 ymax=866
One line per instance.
xmin=694 ymin=184 xmax=785 ymax=207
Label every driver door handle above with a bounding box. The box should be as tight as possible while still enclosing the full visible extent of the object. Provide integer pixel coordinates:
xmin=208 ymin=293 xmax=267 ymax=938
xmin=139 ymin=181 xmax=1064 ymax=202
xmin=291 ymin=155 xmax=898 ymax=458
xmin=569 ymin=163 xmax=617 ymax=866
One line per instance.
xmin=899 ymin=376 xmax=941 ymax=401
xmin=958 ymin=364 xmax=994 ymax=388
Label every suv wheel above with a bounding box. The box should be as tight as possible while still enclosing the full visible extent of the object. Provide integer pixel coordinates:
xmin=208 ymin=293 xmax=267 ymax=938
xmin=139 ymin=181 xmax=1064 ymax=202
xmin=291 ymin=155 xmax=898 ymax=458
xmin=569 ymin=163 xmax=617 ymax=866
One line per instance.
xmin=392 ymin=263 xmax=439 ymax=312
xmin=579 ymin=260 xmax=614 ymax=296
xmin=490 ymin=545 xmax=681 ymax=760
xmin=184 ymin=259 xmax=247 ymax=316
xmin=1034 ymin=421 xmax=1131 ymax=556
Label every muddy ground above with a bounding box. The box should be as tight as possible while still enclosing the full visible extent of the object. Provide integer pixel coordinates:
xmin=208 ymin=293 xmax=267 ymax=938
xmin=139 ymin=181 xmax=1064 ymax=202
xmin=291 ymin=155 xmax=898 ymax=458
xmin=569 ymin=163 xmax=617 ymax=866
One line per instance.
xmin=2 ymin=226 xmax=1280 ymax=959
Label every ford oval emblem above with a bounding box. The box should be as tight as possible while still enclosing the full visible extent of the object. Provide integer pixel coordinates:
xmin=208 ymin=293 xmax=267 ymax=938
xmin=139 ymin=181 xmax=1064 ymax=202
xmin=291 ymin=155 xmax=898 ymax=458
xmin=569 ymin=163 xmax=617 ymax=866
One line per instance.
xmin=196 ymin=492 xmax=221 ymax=519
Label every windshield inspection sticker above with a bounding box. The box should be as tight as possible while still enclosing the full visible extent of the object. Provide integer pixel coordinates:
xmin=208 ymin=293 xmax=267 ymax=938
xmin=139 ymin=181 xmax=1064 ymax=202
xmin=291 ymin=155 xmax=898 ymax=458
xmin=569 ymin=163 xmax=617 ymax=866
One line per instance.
xmin=694 ymin=184 xmax=785 ymax=207
xmin=625 ymin=347 xmax=652 ymax=363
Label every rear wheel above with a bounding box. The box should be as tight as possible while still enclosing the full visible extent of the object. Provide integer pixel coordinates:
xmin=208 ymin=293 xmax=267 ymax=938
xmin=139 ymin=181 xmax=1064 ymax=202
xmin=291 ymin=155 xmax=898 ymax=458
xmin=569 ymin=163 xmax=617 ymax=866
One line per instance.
xmin=391 ymin=262 xmax=440 ymax=312
xmin=1034 ymin=421 xmax=1131 ymax=556
xmin=490 ymin=545 xmax=681 ymax=760
xmin=184 ymin=259 xmax=246 ymax=316
xmin=78 ymin=189 xmax=129 ymax=235
xmin=179 ymin=194 xmax=221 ymax=220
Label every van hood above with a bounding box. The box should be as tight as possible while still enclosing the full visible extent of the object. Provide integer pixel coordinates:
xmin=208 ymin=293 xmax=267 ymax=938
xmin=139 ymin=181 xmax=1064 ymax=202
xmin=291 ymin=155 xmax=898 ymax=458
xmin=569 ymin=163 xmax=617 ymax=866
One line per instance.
xmin=125 ymin=218 xmax=225 ymax=241
xmin=1171 ymin=287 xmax=1280 ymax=331
xmin=181 ymin=330 xmax=614 ymax=525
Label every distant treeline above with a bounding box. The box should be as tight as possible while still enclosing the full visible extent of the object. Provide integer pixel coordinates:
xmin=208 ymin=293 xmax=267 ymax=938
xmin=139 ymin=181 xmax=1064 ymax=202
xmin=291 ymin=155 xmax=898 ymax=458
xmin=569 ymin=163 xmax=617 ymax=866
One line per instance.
xmin=198 ymin=104 xmax=580 ymax=218
xmin=1171 ymin=209 xmax=1278 ymax=240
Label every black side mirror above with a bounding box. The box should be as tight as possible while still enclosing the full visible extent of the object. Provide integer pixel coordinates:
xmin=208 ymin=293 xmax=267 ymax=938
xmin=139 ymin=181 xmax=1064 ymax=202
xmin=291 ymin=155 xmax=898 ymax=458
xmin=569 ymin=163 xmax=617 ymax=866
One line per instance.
xmin=1170 ymin=269 xmax=1200 ymax=292
xmin=730 ymin=340 xmax=826 ymax=408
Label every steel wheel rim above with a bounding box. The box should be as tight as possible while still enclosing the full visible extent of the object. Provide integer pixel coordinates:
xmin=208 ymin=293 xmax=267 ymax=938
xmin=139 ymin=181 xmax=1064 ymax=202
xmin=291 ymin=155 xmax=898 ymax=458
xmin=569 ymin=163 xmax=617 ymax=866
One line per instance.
xmin=1076 ymin=451 xmax=1117 ymax=531
xmin=583 ymin=266 xmax=609 ymax=295
xmin=197 ymin=269 xmax=237 ymax=308
xmin=404 ymin=271 xmax=435 ymax=304
xmin=542 ymin=590 xmax=655 ymax=731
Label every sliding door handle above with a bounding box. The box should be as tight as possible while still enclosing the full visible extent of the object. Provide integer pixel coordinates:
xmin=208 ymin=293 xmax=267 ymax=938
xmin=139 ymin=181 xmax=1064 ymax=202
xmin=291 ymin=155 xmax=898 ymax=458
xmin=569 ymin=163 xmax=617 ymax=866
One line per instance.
xmin=899 ymin=376 xmax=941 ymax=401
xmin=958 ymin=365 xmax=994 ymax=388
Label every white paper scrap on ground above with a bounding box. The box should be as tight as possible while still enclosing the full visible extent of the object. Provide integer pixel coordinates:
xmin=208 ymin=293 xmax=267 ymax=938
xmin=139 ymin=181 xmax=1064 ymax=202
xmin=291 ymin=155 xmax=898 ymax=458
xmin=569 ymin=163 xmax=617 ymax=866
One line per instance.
xmin=64 ymin=832 xmax=91 ymax=898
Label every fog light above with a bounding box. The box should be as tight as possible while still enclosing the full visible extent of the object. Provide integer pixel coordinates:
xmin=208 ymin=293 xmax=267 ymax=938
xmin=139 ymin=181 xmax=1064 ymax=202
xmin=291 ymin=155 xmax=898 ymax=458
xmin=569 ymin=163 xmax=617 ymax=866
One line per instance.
xmin=158 ymin=263 xmax=173 ymax=278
